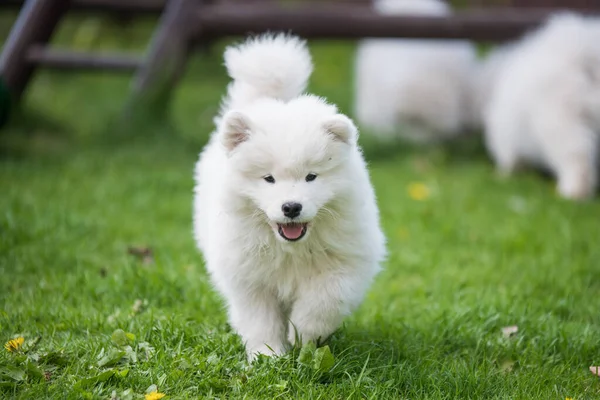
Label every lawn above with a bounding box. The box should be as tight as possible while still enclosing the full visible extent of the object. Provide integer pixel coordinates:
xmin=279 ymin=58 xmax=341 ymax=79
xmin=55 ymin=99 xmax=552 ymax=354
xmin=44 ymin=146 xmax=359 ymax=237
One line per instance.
xmin=1 ymin=12 xmax=600 ymax=400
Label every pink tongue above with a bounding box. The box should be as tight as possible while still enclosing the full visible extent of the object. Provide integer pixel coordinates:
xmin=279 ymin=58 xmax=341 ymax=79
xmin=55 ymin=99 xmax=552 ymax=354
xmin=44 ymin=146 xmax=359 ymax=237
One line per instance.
xmin=282 ymin=224 xmax=304 ymax=239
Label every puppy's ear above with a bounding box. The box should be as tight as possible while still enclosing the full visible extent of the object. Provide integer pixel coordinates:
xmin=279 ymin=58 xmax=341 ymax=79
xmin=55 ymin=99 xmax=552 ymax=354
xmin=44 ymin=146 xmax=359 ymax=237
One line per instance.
xmin=220 ymin=111 xmax=252 ymax=152
xmin=322 ymin=114 xmax=358 ymax=145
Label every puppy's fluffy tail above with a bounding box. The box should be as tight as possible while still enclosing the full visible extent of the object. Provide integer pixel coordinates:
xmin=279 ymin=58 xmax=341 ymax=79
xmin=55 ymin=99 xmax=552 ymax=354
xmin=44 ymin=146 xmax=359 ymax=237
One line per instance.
xmin=221 ymin=34 xmax=313 ymax=111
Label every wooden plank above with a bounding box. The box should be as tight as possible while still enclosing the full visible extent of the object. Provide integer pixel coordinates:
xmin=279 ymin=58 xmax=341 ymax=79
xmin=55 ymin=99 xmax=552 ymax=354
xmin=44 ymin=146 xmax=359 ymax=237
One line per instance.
xmin=74 ymin=0 xmax=164 ymax=13
xmin=132 ymin=0 xmax=197 ymax=104
xmin=1 ymin=0 xmax=165 ymax=14
xmin=512 ymin=0 xmax=600 ymax=9
xmin=194 ymin=5 xmax=594 ymax=41
xmin=27 ymin=46 xmax=143 ymax=71
xmin=0 ymin=0 xmax=71 ymax=99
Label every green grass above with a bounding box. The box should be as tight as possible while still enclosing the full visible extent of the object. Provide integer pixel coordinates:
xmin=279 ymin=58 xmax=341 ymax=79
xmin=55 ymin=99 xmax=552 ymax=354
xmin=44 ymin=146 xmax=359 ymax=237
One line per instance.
xmin=2 ymin=14 xmax=600 ymax=400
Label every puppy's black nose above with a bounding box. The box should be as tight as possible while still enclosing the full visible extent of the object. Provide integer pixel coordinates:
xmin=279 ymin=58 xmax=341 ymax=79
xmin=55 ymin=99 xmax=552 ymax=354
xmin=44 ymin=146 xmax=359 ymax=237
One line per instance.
xmin=282 ymin=202 xmax=302 ymax=219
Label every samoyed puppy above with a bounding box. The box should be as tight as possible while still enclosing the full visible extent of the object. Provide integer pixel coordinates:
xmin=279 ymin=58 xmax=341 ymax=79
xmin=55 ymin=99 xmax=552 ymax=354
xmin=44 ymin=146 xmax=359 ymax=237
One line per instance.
xmin=354 ymin=0 xmax=478 ymax=142
xmin=193 ymin=34 xmax=386 ymax=360
xmin=482 ymin=13 xmax=600 ymax=199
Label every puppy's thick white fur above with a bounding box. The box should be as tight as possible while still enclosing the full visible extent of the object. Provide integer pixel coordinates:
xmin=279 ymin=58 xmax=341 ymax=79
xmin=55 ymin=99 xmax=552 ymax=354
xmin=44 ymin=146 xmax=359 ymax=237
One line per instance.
xmin=481 ymin=13 xmax=600 ymax=199
xmin=193 ymin=34 xmax=386 ymax=360
xmin=354 ymin=0 xmax=477 ymax=142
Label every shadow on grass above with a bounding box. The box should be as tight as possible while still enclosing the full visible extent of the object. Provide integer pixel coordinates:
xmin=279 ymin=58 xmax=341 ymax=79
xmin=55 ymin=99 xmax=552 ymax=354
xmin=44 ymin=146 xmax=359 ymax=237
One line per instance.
xmin=360 ymin=129 xmax=489 ymax=166
xmin=0 ymin=107 xmax=75 ymax=160
xmin=0 ymin=99 xmax=210 ymax=162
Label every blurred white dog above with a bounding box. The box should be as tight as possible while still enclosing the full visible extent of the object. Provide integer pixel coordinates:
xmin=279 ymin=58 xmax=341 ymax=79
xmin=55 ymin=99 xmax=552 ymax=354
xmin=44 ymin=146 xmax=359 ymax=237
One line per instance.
xmin=354 ymin=0 xmax=478 ymax=142
xmin=193 ymin=34 xmax=386 ymax=360
xmin=481 ymin=13 xmax=600 ymax=199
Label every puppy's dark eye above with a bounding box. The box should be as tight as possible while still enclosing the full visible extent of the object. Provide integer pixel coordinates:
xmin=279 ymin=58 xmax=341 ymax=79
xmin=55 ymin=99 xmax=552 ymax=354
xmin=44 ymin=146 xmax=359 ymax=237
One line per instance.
xmin=305 ymin=173 xmax=317 ymax=182
xmin=264 ymin=175 xmax=275 ymax=183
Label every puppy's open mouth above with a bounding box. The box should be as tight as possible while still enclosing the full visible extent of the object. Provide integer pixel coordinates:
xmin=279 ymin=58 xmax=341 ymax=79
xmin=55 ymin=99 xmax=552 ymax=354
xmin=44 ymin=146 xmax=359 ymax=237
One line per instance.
xmin=277 ymin=222 xmax=308 ymax=241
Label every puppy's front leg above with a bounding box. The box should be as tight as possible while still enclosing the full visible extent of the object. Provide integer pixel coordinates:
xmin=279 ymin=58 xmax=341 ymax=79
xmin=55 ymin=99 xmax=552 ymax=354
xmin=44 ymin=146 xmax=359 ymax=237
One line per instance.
xmin=227 ymin=288 xmax=288 ymax=361
xmin=288 ymin=269 xmax=371 ymax=346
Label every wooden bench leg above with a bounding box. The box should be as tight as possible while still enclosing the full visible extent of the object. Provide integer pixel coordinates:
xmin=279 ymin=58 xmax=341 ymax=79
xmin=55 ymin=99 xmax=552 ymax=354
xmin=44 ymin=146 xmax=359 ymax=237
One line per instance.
xmin=0 ymin=0 xmax=71 ymax=100
xmin=131 ymin=0 xmax=198 ymax=113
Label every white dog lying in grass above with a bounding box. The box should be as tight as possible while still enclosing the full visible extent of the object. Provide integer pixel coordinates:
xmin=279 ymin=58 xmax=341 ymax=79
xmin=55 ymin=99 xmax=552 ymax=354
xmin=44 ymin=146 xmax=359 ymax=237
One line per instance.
xmin=354 ymin=0 xmax=477 ymax=142
xmin=481 ymin=13 xmax=600 ymax=200
xmin=193 ymin=34 xmax=386 ymax=360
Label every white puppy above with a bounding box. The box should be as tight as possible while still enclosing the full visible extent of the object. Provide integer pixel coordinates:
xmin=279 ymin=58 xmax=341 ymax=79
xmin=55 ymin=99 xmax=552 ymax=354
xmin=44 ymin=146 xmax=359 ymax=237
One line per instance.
xmin=482 ymin=13 xmax=600 ymax=199
xmin=193 ymin=34 xmax=386 ymax=360
xmin=354 ymin=0 xmax=478 ymax=142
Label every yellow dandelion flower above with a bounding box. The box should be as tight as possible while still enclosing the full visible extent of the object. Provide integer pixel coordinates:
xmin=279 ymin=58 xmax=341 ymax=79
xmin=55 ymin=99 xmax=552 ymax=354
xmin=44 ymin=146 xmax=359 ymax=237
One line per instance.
xmin=145 ymin=391 xmax=166 ymax=400
xmin=566 ymin=397 xmax=574 ymax=400
xmin=4 ymin=337 xmax=24 ymax=352
xmin=407 ymin=182 xmax=431 ymax=201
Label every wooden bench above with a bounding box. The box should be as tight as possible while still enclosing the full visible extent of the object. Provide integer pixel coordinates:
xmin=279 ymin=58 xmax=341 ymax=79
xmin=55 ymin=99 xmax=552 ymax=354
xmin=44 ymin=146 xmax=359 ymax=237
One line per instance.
xmin=1 ymin=0 xmax=598 ymax=121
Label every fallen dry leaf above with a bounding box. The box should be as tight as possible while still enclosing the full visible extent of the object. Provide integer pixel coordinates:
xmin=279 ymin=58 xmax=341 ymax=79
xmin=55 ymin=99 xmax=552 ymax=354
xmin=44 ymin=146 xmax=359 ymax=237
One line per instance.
xmin=501 ymin=325 xmax=518 ymax=338
xmin=127 ymin=246 xmax=154 ymax=265
xmin=590 ymin=366 xmax=600 ymax=376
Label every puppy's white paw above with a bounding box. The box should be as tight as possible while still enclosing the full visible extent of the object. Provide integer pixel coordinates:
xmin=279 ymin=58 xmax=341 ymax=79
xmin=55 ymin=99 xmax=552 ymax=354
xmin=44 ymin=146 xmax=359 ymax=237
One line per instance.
xmin=494 ymin=155 xmax=521 ymax=179
xmin=557 ymin=180 xmax=595 ymax=200
xmin=557 ymin=164 xmax=596 ymax=200
xmin=246 ymin=342 xmax=288 ymax=362
xmin=287 ymin=319 xmax=335 ymax=348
